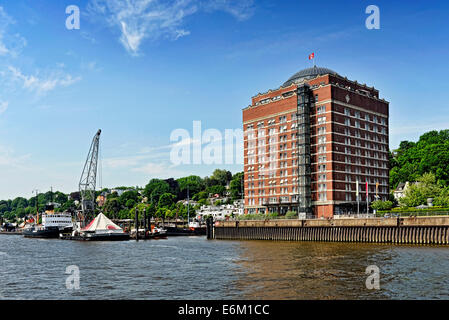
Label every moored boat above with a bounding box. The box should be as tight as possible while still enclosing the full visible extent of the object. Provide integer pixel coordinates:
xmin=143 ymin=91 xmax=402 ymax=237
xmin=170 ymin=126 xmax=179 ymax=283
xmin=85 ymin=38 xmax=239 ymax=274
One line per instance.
xmin=23 ymin=225 xmax=60 ymax=239
xmin=130 ymin=225 xmax=167 ymax=240
xmin=63 ymin=212 xmax=130 ymax=241
xmin=23 ymin=204 xmax=73 ymax=239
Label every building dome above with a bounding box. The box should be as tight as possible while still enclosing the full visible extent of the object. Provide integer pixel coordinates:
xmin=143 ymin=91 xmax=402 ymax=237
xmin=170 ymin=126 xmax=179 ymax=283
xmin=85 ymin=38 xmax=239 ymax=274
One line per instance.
xmin=283 ymin=66 xmax=339 ymax=86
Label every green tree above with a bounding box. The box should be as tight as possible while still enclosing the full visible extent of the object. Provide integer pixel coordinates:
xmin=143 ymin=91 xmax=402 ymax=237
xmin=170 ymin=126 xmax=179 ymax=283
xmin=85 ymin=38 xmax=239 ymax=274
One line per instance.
xmin=434 ymin=187 xmax=449 ymax=207
xmin=371 ymin=200 xmax=393 ymax=211
xmin=206 ymin=185 xmax=225 ymax=196
xmin=103 ymin=198 xmax=121 ymax=218
xmin=230 ymin=172 xmax=244 ymax=200
xmin=399 ymin=173 xmax=442 ymax=207
xmin=192 ymin=191 xmax=208 ymax=201
xmin=143 ymin=179 xmax=170 ymax=204
xmin=119 ymin=190 xmax=139 ymax=207
xmin=158 ymin=193 xmax=176 ymax=209
xmin=210 ymin=169 xmax=232 ymax=186
xmin=390 ymin=130 xmax=449 ymax=188
xmin=177 ymin=175 xmax=204 ymax=199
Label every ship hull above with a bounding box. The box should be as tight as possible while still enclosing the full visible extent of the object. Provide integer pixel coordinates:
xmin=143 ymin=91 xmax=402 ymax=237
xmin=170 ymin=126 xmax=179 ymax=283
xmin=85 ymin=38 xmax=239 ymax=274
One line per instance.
xmin=61 ymin=233 xmax=130 ymax=241
xmin=164 ymin=226 xmax=206 ymax=236
xmin=22 ymin=227 xmax=60 ymax=239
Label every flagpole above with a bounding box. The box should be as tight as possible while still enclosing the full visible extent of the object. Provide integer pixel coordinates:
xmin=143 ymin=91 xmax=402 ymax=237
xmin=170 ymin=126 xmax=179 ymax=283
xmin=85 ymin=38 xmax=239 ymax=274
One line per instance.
xmin=366 ymin=181 xmax=369 ymax=214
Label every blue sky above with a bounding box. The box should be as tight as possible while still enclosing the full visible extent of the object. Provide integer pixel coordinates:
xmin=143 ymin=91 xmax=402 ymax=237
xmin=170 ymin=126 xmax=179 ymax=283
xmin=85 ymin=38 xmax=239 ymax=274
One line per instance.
xmin=0 ymin=0 xmax=448 ymax=199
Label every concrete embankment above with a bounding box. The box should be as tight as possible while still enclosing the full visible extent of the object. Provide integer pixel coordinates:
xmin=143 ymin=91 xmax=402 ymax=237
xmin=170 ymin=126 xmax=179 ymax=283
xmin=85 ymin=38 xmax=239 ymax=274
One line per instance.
xmin=208 ymin=216 xmax=449 ymax=245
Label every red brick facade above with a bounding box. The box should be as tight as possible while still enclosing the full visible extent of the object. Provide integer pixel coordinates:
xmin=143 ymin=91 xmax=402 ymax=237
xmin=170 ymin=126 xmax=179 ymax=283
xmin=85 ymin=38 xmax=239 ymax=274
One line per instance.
xmin=243 ymin=69 xmax=389 ymax=218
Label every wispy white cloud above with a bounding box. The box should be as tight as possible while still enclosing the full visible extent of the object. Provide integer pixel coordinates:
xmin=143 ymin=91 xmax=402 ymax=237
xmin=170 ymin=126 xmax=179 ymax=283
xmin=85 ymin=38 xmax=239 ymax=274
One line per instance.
xmin=81 ymin=60 xmax=101 ymax=72
xmin=0 ymin=6 xmax=26 ymax=57
xmin=204 ymin=0 xmax=255 ymax=21
xmin=87 ymin=0 xmax=198 ymax=56
xmin=81 ymin=31 xmax=97 ymax=44
xmin=103 ymin=154 xmax=149 ymax=169
xmin=102 ymin=150 xmax=184 ymax=179
xmin=87 ymin=0 xmax=254 ymax=56
xmin=0 ymin=100 xmax=8 ymax=115
xmin=139 ymin=137 xmax=202 ymax=153
xmin=132 ymin=161 xmax=183 ymax=177
xmin=7 ymin=66 xmax=81 ymax=95
xmin=0 ymin=144 xmax=31 ymax=168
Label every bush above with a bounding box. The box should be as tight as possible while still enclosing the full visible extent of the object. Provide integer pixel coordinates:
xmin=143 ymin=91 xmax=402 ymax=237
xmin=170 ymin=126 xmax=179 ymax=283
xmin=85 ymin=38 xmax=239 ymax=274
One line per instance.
xmin=371 ymin=200 xmax=393 ymax=211
xmin=285 ymin=211 xmax=298 ymax=219
xmin=266 ymin=212 xmax=278 ymax=219
xmin=378 ymin=206 xmax=449 ymax=215
xmin=237 ymin=214 xmax=265 ymax=221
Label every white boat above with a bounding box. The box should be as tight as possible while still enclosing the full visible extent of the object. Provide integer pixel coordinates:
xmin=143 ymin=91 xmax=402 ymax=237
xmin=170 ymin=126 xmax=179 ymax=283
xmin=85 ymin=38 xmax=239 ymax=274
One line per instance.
xmin=68 ymin=213 xmax=130 ymax=241
xmin=23 ymin=204 xmax=73 ymax=238
xmin=43 ymin=212 xmax=73 ymax=232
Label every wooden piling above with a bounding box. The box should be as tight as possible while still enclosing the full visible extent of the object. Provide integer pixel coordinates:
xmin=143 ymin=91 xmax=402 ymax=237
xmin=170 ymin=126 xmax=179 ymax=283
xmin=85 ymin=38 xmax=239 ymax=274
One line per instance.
xmin=134 ymin=207 xmax=139 ymax=241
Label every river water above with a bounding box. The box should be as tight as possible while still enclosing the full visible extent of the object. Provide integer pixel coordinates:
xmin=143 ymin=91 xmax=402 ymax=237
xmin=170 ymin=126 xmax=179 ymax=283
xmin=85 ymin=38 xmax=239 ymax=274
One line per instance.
xmin=1 ymin=234 xmax=449 ymax=300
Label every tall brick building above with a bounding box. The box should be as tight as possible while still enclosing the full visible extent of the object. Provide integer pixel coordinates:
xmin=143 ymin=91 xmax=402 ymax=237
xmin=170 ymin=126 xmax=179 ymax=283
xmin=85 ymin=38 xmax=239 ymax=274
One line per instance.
xmin=242 ymin=66 xmax=389 ymax=218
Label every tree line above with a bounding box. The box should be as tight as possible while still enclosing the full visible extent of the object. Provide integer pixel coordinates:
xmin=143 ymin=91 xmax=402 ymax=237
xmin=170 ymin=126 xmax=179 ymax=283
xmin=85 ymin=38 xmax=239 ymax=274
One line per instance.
xmin=390 ymin=130 xmax=449 ymax=189
xmin=0 ymin=169 xmax=243 ymax=222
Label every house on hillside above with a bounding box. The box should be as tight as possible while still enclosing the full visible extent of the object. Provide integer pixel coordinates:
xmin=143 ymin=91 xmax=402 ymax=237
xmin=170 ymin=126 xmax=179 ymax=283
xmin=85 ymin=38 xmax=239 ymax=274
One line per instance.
xmin=393 ymin=182 xmax=410 ymax=200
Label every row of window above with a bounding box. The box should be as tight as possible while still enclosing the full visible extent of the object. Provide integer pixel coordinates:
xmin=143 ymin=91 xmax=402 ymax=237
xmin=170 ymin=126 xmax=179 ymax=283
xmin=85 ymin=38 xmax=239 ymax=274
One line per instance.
xmin=344 ymin=108 xmax=387 ymax=125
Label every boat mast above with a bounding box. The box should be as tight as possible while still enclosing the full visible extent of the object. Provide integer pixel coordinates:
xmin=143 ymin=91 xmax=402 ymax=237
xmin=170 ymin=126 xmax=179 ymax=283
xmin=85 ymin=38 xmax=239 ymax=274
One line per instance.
xmin=79 ymin=129 xmax=101 ymax=227
xmin=33 ymin=189 xmax=39 ymax=225
xmin=187 ymin=185 xmax=190 ymax=226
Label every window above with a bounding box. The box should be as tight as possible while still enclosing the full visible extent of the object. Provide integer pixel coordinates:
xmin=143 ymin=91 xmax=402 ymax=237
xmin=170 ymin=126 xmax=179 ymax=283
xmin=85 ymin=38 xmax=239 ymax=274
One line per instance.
xmin=318 ymin=116 xmax=326 ymax=124
xmin=317 ymin=106 xmax=325 ymax=114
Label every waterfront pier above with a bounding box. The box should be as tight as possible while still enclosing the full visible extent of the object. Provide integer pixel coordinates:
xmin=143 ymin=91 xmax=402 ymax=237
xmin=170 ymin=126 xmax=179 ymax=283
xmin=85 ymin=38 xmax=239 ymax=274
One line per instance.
xmin=208 ymin=216 xmax=449 ymax=245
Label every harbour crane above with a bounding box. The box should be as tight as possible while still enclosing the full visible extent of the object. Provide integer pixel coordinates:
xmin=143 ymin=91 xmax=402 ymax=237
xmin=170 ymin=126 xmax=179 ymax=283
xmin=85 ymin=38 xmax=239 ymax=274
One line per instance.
xmin=79 ymin=129 xmax=101 ymax=226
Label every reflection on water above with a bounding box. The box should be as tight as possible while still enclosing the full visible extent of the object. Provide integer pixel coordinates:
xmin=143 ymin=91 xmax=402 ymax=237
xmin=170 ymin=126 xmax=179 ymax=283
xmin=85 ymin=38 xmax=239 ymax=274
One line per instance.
xmin=234 ymin=241 xmax=449 ymax=299
xmin=1 ymin=235 xmax=449 ymax=299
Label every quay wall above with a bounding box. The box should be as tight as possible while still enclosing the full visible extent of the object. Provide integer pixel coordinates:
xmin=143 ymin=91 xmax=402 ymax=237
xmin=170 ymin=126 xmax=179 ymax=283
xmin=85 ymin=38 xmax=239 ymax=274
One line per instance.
xmin=208 ymin=217 xmax=449 ymax=245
